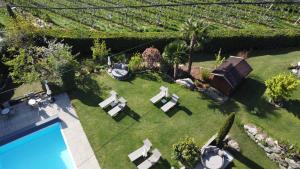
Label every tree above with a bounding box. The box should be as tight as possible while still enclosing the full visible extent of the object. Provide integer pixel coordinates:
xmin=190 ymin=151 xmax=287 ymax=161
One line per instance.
xmin=5 ymin=39 xmax=78 ymax=84
xmin=128 ymin=53 xmax=143 ymax=72
xmin=91 ymin=39 xmax=110 ymax=64
xmin=216 ymin=112 xmax=235 ymax=148
xmin=142 ymin=47 xmax=161 ymax=69
xmin=265 ymin=73 xmax=300 ymax=103
xmin=162 ymin=40 xmax=188 ymax=79
xmin=172 ymin=137 xmax=200 ymax=168
xmin=180 ymin=18 xmax=209 ymax=74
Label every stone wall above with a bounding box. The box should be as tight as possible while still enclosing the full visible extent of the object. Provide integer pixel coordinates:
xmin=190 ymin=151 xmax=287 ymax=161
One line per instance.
xmin=244 ymin=124 xmax=300 ymax=169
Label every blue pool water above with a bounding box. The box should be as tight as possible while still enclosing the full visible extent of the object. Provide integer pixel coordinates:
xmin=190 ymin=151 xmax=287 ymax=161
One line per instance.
xmin=0 ymin=123 xmax=76 ymax=169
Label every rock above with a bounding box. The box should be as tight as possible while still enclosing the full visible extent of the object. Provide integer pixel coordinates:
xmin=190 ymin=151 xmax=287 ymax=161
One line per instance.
xmin=255 ymin=133 xmax=268 ymax=141
xmin=175 ymin=78 xmax=195 ymax=89
xmin=228 ymin=139 xmax=240 ymax=152
xmin=268 ymin=153 xmax=281 ymax=161
xmin=266 ymin=137 xmax=276 ymax=147
xmin=285 ymin=158 xmax=300 ymax=169
xmin=271 ymin=145 xmax=283 ymax=154
xmin=244 ymin=124 xmax=258 ymax=136
xmin=264 ymin=147 xmax=274 ymax=154
xmin=258 ymin=142 xmax=266 ymax=149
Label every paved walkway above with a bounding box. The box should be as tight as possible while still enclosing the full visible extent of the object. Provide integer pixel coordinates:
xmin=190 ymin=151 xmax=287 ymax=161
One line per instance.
xmin=0 ymin=93 xmax=101 ymax=169
xmin=51 ymin=93 xmax=101 ymax=169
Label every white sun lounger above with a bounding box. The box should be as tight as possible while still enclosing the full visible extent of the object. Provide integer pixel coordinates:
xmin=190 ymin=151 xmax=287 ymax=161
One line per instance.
xmin=99 ymin=90 xmax=117 ymax=108
xmin=161 ymin=94 xmax=179 ymax=112
xmin=128 ymin=139 xmax=152 ymax=162
xmin=137 ymin=149 xmax=161 ymax=169
xmin=150 ymin=86 xmax=168 ymax=104
xmin=107 ymin=97 xmax=127 ymax=117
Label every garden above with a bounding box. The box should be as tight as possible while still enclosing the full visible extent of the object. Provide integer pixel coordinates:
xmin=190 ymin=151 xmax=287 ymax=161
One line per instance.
xmin=1 ymin=3 xmax=300 ymax=169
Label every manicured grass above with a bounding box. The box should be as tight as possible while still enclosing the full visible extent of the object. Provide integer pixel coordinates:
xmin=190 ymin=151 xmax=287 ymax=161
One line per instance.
xmin=70 ymin=70 xmax=278 ymax=169
xmin=195 ymin=48 xmax=300 ymax=146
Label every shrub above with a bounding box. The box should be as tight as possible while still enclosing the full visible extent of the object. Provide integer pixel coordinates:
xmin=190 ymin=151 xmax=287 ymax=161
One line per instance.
xmin=128 ymin=53 xmax=143 ymax=72
xmin=200 ymin=68 xmax=212 ymax=82
xmin=216 ymin=112 xmax=235 ymax=148
xmin=91 ymin=39 xmax=110 ymax=64
xmin=265 ymin=73 xmax=300 ymax=103
xmin=112 ymin=53 xmax=127 ymax=63
xmin=215 ymin=49 xmax=225 ymax=68
xmin=172 ymin=137 xmax=200 ymax=168
xmin=142 ymin=47 xmax=161 ymax=69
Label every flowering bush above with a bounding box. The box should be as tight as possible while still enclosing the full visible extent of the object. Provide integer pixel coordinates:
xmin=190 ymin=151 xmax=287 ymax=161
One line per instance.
xmin=265 ymin=73 xmax=300 ymax=103
xmin=172 ymin=137 xmax=200 ymax=168
xmin=142 ymin=47 xmax=161 ymax=69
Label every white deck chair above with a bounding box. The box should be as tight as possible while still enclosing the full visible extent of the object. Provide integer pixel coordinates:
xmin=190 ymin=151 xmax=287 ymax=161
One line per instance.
xmin=150 ymin=86 xmax=168 ymax=104
xmin=161 ymin=94 xmax=179 ymax=112
xmin=128 ymin=139 xmax=152 ymax=162
xmin=137 ymin=149 xmax=161 ymax=169
xmin=107 ymin=97 xmax=126 ymax=117
xmin=99 ymin=90 xmax=117 ymax=108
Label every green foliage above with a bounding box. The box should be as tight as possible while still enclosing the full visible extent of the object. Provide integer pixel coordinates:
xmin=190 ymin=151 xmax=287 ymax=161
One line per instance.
xmin=172 ymin=137 xmax=200 ymax=168
xmin=216 ymin=112 xmax=235 ymax=148
xmin=4 ymin=16 xmax=43 ymax=48
xmin=162 ymin=40 xmax=189 ymax=78
xmin=128 ymin=53 xmax=143 ymax=72
xmin=265 ymin=73 xmax=300 ymax=103
xmin=215 ymin=49 xmax=225 ymax=68
xmin=200 ymin=68 xmax=212 ymax=82
xmin=112 ymin=53 xmax=127 ymax=63
xmin=91 ymin=39 xmax=110 ymax=64
xmin=4 ymin=40 xmax=78 ymax=84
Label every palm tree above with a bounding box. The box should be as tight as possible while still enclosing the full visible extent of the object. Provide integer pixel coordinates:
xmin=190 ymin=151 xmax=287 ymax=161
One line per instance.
xmin=180 ymin=18 xmax=209 ymax=74
xmin=162 ymin=40 xmax=189 ymax=79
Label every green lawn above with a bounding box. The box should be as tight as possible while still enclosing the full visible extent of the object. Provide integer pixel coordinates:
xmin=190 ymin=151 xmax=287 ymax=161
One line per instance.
xmin=69 ymin=71 xmax=287 ymax=169
xmin=195 ymin=48 xmax=300 ymax=146
xmin=69 ymin=49 xmax=300 ymax=169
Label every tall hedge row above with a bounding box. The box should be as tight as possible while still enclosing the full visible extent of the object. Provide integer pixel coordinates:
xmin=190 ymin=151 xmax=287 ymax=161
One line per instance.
xmin=45 ymin=28 xmax=300 ymax=56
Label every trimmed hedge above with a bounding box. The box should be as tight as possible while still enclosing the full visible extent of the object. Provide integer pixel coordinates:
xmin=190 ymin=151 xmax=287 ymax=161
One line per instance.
xmin=44 ymin=28 xmax=300 ymax=57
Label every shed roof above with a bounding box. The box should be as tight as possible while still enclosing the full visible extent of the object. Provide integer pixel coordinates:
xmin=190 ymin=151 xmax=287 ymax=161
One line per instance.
xmin=211 ymin=56 xmax=252 ymax=89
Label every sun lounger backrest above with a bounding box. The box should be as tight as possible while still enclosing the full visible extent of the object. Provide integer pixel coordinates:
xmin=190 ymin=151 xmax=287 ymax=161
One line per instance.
xmin=148 ymin=149 xmax=161 ymax=163
xmin=110 ymin=90 xmax=117 ymax=95
xmin=143 ymin=139 xmax=152 ymax=149
xmin=171 ymin=94 xmax=179 ymax=101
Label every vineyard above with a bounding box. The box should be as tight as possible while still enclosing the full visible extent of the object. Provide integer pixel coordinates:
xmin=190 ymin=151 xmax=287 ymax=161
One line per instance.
xmin=2 ymin=0 xmax=300 ymax=35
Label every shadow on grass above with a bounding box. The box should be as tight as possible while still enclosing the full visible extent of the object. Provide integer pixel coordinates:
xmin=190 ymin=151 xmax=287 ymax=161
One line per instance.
xmin=284 ymin=99 xmax=300 ymax=118
xmin=113 ymin=106 xmax=141 ymax=122
xmin=133 ymin=156 xmax=171 ymax=169
xmin=137 ymin=71 xmax=174 ymax=83
xmin=165 ymin=105 xmax=193 ymax=117
xmin=232 ymin=77 xmax=276 ymax=117
xmin=226 ymin=148 xmax=264 ymax=169
xmin=69 ymin=75 xmax=109 ymax=107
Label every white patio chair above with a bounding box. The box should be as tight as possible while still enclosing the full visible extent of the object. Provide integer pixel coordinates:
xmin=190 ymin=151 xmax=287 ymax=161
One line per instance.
xmin=98 ymin=90 xmax=117 ymax=109
xmin=161 ymin=94 xmax=179 ymax=112
xmin=128 ymin=139 xmax=152 ymax=162
xmin=107 ymin=97 xmax=126 ymax=117
xmin=137 ymin=149 xmax=161 ymax=169
xmin=150 ymin=86 xmax=168 ymax=104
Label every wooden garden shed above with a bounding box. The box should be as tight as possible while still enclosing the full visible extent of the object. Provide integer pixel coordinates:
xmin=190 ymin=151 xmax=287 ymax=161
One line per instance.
xmin=210 ymin=56 xmax=252 ymax=96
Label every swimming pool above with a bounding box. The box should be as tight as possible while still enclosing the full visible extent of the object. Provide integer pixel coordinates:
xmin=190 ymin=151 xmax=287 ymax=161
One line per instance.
xmin=0 ymin=123 xmax=76 ymax=169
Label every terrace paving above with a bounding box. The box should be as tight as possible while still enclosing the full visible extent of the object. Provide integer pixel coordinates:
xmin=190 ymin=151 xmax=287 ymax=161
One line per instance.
xmin=0 ymin=93 xmax=101 ymax=169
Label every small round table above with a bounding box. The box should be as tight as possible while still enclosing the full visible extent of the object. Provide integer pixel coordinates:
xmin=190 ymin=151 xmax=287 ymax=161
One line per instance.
xmin=28 ymin=99 xmax=37 ymax=106
xmin=111 ymin=69 xmax=128 ymax=78
xmin=1 ymin=108 xmax=10 ymax=115
xmin=204 ymin=155 xmax=223 ymax=169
